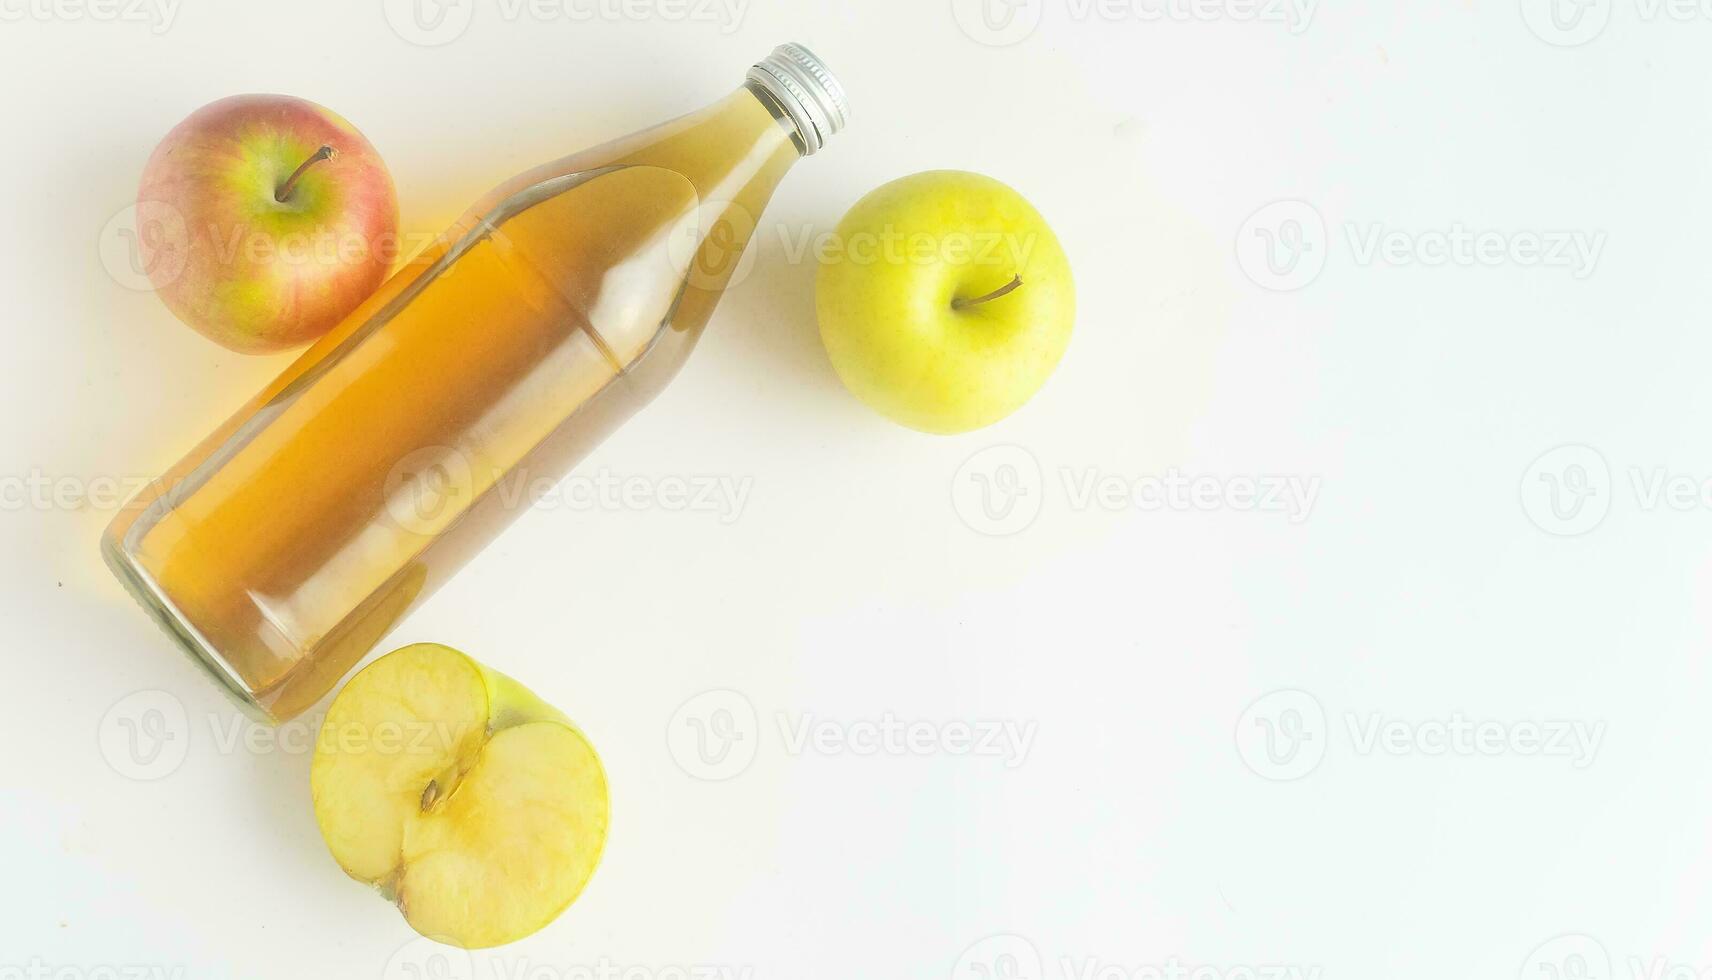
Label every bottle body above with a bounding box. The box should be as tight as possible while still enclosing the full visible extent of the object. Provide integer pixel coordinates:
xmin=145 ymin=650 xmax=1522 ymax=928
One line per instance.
xmin=104 ymin=78 xmax=808 ymax=720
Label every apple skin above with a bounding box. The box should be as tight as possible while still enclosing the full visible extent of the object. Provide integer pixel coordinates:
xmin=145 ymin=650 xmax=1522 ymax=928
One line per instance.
xmin=137 ymin=94 xmax=399 ymax=354
xmin=816 ymin=171 xmax=1075 ymax=435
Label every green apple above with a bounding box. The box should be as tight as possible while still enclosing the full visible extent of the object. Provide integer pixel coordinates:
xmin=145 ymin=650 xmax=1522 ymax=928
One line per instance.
xmin=311 ymin=643 xmax=608 ymax=948
xmin=136 ymin=94 xmax=399 ymax=354
xmin=815 ymin=171 xmax=1074 ymax=434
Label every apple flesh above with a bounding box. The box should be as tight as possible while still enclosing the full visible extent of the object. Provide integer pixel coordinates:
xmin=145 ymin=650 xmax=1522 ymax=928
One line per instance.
xmin=816 ymin=171 xmax=1075 ymax=434
xmin=311 ymin=643 xmax=608 ymax=948
xmin=137 ymin=94 xmax=399 ymax=354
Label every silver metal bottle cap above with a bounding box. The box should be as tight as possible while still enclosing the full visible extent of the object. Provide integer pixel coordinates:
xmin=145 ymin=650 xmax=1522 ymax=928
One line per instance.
xmin=747 ymin=42 xmax=849 ymax=156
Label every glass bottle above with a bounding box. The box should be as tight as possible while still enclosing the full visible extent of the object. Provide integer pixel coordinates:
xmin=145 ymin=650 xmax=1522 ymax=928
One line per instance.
xmin=102 ymin=43 xmax=849 ymax=720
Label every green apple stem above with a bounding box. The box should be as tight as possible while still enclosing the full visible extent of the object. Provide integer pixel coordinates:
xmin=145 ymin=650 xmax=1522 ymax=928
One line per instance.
xmin=275 ymin=145 xmax=337 ymax=203
xmin=952 ymin=274 xmax=1024 ymax=311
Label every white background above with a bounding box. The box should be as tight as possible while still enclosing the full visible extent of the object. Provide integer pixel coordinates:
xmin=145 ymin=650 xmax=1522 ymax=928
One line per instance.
xmin=2 ymin=0 xmax=1711 ymax=978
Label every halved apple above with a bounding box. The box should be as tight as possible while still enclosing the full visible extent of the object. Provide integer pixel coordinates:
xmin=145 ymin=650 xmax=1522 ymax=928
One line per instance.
xmin=310 ymin=643 xmax=608 ymax=948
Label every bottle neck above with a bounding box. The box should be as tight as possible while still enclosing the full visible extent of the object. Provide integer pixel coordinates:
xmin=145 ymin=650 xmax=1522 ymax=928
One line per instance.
xmin=590 ymin=85 xmax=799 ymax=213
xmin=541 ymin=45 xmax=844 ymax=204
xmin=744 ymin=80 xmax=815 ymax=160
xmin=745 ymin=42 xmax=848 ymax=156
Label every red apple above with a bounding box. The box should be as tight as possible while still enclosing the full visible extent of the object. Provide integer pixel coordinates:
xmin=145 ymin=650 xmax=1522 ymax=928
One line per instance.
xmin=137 ymin=95 xmax=399 ymax=354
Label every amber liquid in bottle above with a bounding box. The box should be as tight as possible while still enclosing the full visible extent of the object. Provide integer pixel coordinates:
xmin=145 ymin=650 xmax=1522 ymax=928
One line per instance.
xmin=103 ymin=45 xmax=846 ymax=719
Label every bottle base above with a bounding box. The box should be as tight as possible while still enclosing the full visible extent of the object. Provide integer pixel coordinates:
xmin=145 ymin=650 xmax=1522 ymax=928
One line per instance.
xmin=100 ymin=533 xmax=275 ymax=723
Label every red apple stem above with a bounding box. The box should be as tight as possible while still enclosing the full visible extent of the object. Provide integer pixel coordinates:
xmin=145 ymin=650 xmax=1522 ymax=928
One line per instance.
xmin=952 ymin=274 xmax=1024 ymax=311
xmin=275 ymin=145 xmax=337 ymax=203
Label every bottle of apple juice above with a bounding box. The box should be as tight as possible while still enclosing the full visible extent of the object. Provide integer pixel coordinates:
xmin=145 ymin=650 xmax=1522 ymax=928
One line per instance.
xmin=102 ymin=44 xmax=849 ymax=720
